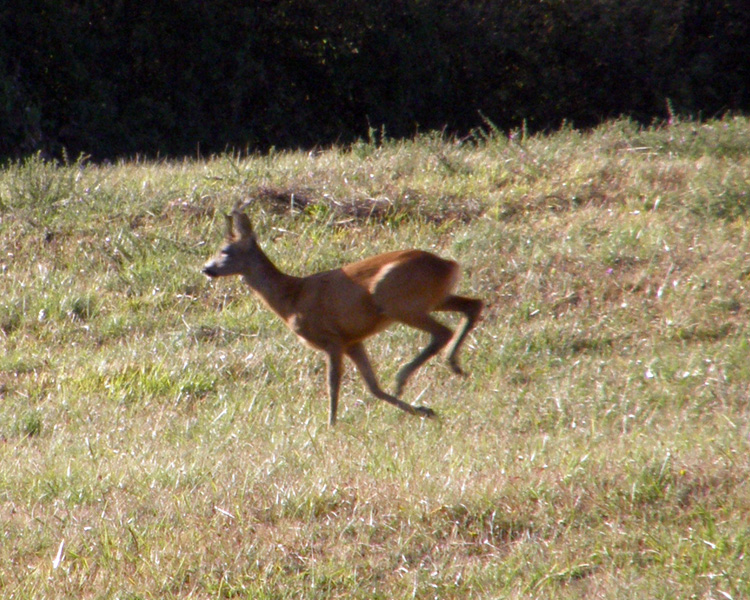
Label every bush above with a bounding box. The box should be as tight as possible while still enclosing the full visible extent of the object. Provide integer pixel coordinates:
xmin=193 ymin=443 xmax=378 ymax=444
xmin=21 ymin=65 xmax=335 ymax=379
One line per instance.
xmin=1 ymin=0 xmax=748 ymax=160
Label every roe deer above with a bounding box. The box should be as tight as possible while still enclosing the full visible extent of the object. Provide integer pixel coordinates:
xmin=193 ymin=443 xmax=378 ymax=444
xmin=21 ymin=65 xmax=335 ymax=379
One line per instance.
xmin=202 ymin=206 xmax=483 ymax=425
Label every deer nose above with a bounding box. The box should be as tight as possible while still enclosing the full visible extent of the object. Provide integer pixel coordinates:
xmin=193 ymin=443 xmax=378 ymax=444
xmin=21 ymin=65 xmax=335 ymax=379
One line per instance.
xmin=202 ymin=264 xmax=217 ymax=278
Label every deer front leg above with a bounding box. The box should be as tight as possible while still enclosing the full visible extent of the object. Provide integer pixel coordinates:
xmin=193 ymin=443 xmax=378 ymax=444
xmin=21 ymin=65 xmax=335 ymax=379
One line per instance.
xmin=326 ymin=348 xmax=343 ymax=426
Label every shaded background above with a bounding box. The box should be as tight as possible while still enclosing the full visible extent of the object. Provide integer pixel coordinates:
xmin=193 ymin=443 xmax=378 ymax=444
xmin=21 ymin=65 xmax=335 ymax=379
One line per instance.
xmin=2 ymin=0 xmax=749 ymax=161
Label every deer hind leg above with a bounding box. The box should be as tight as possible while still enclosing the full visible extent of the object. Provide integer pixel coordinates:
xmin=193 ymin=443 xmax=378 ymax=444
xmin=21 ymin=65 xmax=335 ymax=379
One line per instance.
xmin=388 ymin=314 xmax=454 ymax=397
xmin=436 ymin=294 xmax=483 ymax=375
xmin=345 ymin=343 xmax=435 ymax=418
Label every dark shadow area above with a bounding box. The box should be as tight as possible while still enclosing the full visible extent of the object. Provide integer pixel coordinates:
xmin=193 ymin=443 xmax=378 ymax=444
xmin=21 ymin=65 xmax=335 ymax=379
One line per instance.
xmin=1 ymin=0 xmax=749 ymax=161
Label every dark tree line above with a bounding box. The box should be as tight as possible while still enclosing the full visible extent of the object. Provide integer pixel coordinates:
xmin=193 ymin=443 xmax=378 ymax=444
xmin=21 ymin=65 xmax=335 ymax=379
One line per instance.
xmin=1 ymin=0 xmax=749 ymax=161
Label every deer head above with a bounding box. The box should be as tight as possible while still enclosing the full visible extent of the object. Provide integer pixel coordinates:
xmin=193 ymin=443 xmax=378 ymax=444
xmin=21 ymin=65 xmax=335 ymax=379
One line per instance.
xmin=202 ymin=208 xmax=257 ymax=278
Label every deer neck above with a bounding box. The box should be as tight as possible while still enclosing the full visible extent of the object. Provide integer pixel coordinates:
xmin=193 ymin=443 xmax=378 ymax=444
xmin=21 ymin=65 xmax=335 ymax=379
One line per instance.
xmin=242 ymin=243 xmax=301 ymax=319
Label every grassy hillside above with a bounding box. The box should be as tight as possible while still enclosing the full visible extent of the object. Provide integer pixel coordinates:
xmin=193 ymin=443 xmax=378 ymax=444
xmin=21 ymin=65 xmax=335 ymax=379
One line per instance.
xmin=2 ymin=117 xmax=750 ymax=598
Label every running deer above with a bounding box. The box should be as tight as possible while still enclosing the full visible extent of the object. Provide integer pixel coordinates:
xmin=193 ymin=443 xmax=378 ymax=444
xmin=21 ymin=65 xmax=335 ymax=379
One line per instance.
xmin=202 ymin=206 xmax=483 ymax=425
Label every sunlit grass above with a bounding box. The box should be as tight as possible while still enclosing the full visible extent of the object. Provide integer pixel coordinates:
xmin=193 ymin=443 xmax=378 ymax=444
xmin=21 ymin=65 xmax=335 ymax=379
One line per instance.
xmin=2 ymin=117 xmax=750 ymax=598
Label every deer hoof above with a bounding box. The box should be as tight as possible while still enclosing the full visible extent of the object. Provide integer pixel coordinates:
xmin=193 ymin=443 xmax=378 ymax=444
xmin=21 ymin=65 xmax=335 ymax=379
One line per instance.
xmin=415 ymin=406 xmax=436 ymax=418
xmin=449 ymin=360 xmax=466 ymax=376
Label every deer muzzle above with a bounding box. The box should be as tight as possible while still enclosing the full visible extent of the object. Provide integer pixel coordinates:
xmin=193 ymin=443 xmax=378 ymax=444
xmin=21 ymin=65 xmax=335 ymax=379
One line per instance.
xmin=202 ymin=262 xmax=219 ymax=278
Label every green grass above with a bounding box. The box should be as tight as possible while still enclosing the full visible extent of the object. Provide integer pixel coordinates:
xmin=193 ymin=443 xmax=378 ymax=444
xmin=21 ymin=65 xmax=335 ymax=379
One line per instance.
xmin=2 ymin=117 xmax=750 ymax=598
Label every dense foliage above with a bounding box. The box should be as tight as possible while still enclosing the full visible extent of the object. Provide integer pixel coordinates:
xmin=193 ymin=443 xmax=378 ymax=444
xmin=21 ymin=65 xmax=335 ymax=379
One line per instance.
xmin=2 ymin=0 xmax=749 ymax=159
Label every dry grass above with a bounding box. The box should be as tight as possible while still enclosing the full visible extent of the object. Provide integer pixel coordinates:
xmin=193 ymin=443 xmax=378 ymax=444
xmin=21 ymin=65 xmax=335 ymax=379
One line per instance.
xmin=2 ymin=117 xmax=750 ymax=598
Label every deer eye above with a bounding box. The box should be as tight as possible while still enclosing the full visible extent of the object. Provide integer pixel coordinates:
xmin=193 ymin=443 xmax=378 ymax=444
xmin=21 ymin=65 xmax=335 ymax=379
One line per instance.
xmin=221 ymin=246 xmax=234 ymax=257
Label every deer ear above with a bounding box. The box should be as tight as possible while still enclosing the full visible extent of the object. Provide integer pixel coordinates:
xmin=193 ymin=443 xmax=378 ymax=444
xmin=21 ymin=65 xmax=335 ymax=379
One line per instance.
xmin=233 ymin=210 xmax=255 ymax=241
xmin=224 ymin=213 xmax=235 ymax=240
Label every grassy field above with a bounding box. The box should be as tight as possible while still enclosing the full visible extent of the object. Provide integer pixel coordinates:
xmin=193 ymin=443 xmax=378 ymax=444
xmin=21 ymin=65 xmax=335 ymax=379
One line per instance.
xmin=2 ymin=117 xmax=750 ymax=599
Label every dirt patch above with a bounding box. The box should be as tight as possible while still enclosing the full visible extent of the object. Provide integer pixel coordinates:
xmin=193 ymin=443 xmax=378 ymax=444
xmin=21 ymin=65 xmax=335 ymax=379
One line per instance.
xmin=254 ymin=185 xmax=484 ymax=226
